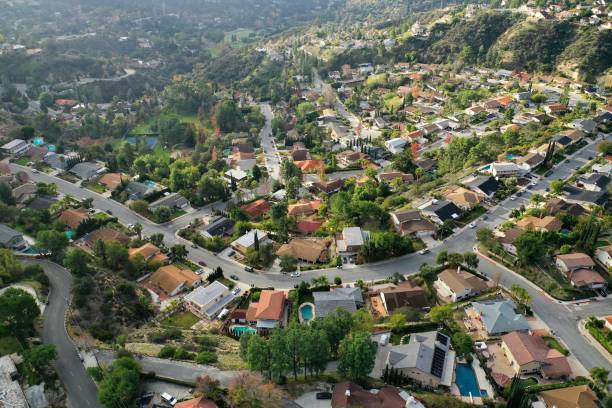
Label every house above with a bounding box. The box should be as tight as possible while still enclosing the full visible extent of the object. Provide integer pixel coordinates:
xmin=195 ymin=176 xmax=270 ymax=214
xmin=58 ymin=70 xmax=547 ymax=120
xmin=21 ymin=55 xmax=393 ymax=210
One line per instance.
xmin=491 ymin=162 xmax=526 ymax=178
xmin=555 ymin=253 xmax=606 ymax=290
xmin=467 ymin=176 xmax=500 ymax=197
xmin=129 ymin=243 xmax=169 ymax=264
xmin=562 ymin=186 xmax=609 ymax=206
xmin=149 ymin=192 xmax=189 ymax=210
xmin=592 ymin=163 xmax=612 ymax=175
xmin=0 ymin=224 xmax=27 ymax=251
xmin=200 ymin=216 xmax=234 ymax=239
xmin=578 ymin=173 xmax=609 ymax=192
xmin=124 ymin=181 xmax=157 ymax=201
xmin=501 ymin=331 xmax=571 ymax=379
xmin=415 ymin=158 xmax=437 ymax=173
xmin=544 ymin=103 xmax=568 ymax=115
xmin=58 ymin=207 xmax=90 ymax=230
xmin=470 ymin=299 xmax=529 ymax=336
xmin=1 ymin=139 xmax=29 ymax=155
xmin=69 ymin=161 xmax=106 ymax=181
xmin=294 ymin=159 xmax=324 ymax=173
xmin=377 ymin=172 xmax=414 ymax=184
xmin=569 ymin=119 xmax=597 ymax=134
xmin=554 ymin=135 xmax=574 ymax=149
xmin=146 ymin=265 xmax=201 ymax=298
xmin=246 ymin=290 xmax=287 ymax=332
xmin=175 ymin=396 xmax=219 ymax=408
xmin=313 ymin=287 xmax=364 ymax=318
xmin=385 ymin=138 xmax=407 ymax=154
xmin=232 ymin=143 xmax=255 ymax=161
xmin=466 ymin=106 xmax=486 ymax=116
xmin=296 ymin=219 xmax=324 ymax=235
xmin=496 ymin=228 xmax=526 ymax=255
xmin=27 ymin=195 xmax=58 ymax=211
xmin=539 ymin=385 xmax=599 ymax=408
xmin=445 ymin=186 xmax=483 ymax=210
xmin=332 ymin=382 xmax=425 ymax=408
xmin=23 ymin=145 xmax=48 ymax=162
xmin=595 ymin=245 xmax=612 ymax=268
xmin=97 ymin=172 xmax=128 ymax=191
xmin=336 ymin=227 xmax=370 ymax=263
xmin=290 ymin=143 xmax=310 ymax=161
xmin=379 ymin=281 xmax=429 ymax=314
xmin=517 ymin=152 xmax=545 ymax=171
xmin=82 ymin=227 xmax=130 ymax=249
xmin=224 ymin=169 xmax=248 ymax=182
xmin=0 ymin=355 xmax=29 ymax=408
xmin=43 ymin=152 xmax=71 ymax=171
xmin=516 ymin=216 xmax=563 ymax=232
xmin=419 ymin=200 xmax=462 ymax=225
xmin=311 ymin=178 xmax=344 ymax=194
xmin=384 ymin=331 xmax=455 ymax=388
xmin=389 ymin=209 xmax=436 ymax=238
xmin=287 ymin=200 xmax=321 ymax=217
xmin=545 ymin=198 xmax=586 ymax=217
xmin=11 ymin=182 xmax=36 ymax=204
xmin=230 ymin=229 xmax=271 ymax=255
xmin=184 ymin=281 xmax=233 ymax=319
xmin=276 ymin=238 xmax=330 ymax=264
xmin=240 ymin=199 xmax=271 ymax=219
xmin=336 ymin=150 xmax=362 ymax=167
xmin=434 ymin=268 xmax=488 ymax=302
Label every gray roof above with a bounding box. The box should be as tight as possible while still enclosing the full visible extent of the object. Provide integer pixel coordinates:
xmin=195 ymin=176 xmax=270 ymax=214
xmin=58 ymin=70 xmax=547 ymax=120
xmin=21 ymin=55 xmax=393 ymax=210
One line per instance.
xmin=472 ymin=299 xmax=529 ymax=335
xmin=185 ymin=281 xmax=233 ymax=318
xmin=313 ymin=287 xmax=363 ymax=318
xmin=0 ymin=355 xmax=29 ymax=408
xmin=149 ymin=192 xmax=188 ymax=209
xmin=342 ymin=227 xmax=367 ymax=246
xmin=69 ymin=161 xmax=105 ymax=179
xmin=125 ymin=181 xmax=155 ymax=199
xmin=0 ymin=224 xmax=22 ymax=245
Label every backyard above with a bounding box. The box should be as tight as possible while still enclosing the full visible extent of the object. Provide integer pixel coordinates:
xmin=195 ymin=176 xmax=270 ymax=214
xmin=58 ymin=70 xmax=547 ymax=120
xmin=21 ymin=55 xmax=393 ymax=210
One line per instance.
xmin=161 ymin=311 xmax=200 ymax=329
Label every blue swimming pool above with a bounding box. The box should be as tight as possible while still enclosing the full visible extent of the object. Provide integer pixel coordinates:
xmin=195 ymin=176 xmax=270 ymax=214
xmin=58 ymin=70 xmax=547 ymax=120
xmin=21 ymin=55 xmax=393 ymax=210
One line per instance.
xmin=299 ymin=304 xmax=313 ymax=321
xmin=230 ymin=325 xmax=256 ymax=337
xmin=455 ymin=363 xmax=487 ymax=397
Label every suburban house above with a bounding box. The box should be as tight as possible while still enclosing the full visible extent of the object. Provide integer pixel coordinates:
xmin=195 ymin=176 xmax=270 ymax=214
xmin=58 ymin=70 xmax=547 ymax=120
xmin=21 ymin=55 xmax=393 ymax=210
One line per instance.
xmin=378 ymin=281 xmax=430 ymax=314
xmin=287 ymin=199 xmax=322 ymax=217
xmin=145 ymin=265 xmax=201 ymax=300
xmin=468 ymin=299 xmax=529 ymax=336
xmin=419 ymin=200 xmax=462 ymax=225
xmin=0 ymin=355 xmax=29 ymax=408
xmin=555 ymin=253 xmax=606 ymax=290
xmin=58 ymin=207 xmax=90 ymax=230
xmin=563 ymin=186 xmax=609 ymax=207
xmin=295 ymin=159 xmax=324 ymax=173
xmin=0 ymin=224 xmax=27 ymax=251
xmin=1 ymin=139 xmax=29 ymax=155
xmin=69 ymin=161 xmax=107 ymax=181
xmin=385 ymin=137 xmax=407 ymax=154
xmin=240 ymin=199 xmax=271 ymax=219
xmin=336 ymin=150 xmax=362 ymax=167
xmin=81 ymin=227 xmax=130 ymax=250
xmin=11 ymin=182 xmax=36 ymax=204
xmin=545 ymin=198 xmax=586 ymax=217
xmin=230 ymin=229 xmax=272 ymax=255
xmin=336 ymin=227 xmax=370 ymax=263
xmin=384 ymin=331 xmax=455 ymax=388
xmin=544 ymin=103 xmax=568 ymax=115
xmin=389 ymin=209 xmax=436 ymax=238
xmin=434 ymin=268 xmax=488 ymax=302
xmin=290 ymin=143 xmax=310 ymax=161
xmin=578 ymin=173 xmax=610 ymax=192
xmin=276 ymin=238 xmax=330 ymax=264
xmin=595 ymin=245 xmax=612 ymax=268
xmin=231 ymin=143 xmax=255 ymax=161
xmin=246 ymin=290 xmax=287 ymax=332
xmin=331 ymin=382 xmax=425 ymax=408
xmin=445 ymin=186 xmax=484 ymax=210
xmin=501 ymin=331 xmax=571 ymax=379
xmin=490 ymin=162 xmax=526 ymax=178
xmin=149 ymin=192 xmax=189 ymax=210
xmin=124 ymin=181 xmax=157 ymax=201
xmin=200 ymin=216 xmax=234 ymax=239
xmin=311 ymin=179 xmax=344 ymax=194
xmin=44 ymin=152 xmax=72 ymax=171
xmin=377 ymin=172 xmax=414 ymax=184
xmin=496 ymin=228 xmax=526 ymax=255
xmin=184 ymin=281 xmax=233 ymax=319
xmin=98 ymin=172 xmax=129 ymax=191
xmin=467 ymin=176 xmax=500 ymax=197
xmin=516 ymin=152 xmax=545 ymax=171
xmin=538 ymin=385 xmax=599 ymax=408
xmin=175 ymin=396 xmax=219 ymax=408
xmin=516 ymin=216 xmax=563 ymax=232
xmin=128 ymin=243 xmax=169 ymax=264
xmin=415 ymin=158 xmax=437 ymax=173
xmin=313 ymin=287 xmax=364 ymax=318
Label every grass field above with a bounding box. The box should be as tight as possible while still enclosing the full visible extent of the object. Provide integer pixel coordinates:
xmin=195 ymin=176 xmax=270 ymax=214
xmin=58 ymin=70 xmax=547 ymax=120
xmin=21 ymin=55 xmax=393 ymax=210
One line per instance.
xmin=542 ymin=336 xmax=570 ymax=355
xmin=83 ymin=181 xmax=106 ymax=193
xmin=0 ymin=336 xmax=23 ymax=356
xmin=131 ymin=112 xmax=197 ymax=136
xmin=15 ymin=157 xmax=30 ymax=165
xmin=160 ymin=311 xmax=200 ymax=329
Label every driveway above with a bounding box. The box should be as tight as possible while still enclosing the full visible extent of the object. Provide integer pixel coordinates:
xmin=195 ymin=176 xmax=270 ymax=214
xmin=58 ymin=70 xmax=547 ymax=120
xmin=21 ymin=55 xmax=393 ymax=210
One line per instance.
xmin=258 ymin=102 xmax=281 ymax=180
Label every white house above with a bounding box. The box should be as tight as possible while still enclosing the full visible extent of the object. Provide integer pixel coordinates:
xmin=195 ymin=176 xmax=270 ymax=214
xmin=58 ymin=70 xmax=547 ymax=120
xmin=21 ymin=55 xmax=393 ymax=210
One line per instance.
xmin=184 ymin=281 xmax=233 ymax=319
xmin=595 ymin=245 xmax=612 ymax=269
xmin=1 ymin=139 xmax=29 ymax=156
xmin=385 ymin=137 xmax=407 ymax=154
xmin=490 ymin=162 xmax=526 ymax=178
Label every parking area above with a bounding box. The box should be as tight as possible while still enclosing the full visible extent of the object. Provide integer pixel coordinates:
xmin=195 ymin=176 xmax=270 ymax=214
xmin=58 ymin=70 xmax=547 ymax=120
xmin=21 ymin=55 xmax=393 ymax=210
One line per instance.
xmin=292 ymin=391 xmax=332 ymax=408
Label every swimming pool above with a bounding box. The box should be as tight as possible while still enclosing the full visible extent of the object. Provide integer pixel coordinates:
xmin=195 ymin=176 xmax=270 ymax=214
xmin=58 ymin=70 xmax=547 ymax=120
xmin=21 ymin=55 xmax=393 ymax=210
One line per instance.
xmin=298 ymin=303 xmax=314 ymax=323
xmin=455 ymin=363 xmax=487 ymax=397
xmin=230 ymin=325 xmax=256 ymax=337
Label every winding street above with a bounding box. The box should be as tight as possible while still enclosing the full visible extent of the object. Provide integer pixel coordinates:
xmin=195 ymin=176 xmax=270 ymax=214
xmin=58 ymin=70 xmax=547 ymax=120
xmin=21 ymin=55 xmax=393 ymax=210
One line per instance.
xmin=22 ymin=259 xmax=102 ymax=408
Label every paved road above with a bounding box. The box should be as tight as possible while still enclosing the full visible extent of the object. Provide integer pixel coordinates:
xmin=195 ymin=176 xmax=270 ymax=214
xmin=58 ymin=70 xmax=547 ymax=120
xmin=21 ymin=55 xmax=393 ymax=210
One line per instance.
xmin=23 ymin=259 xmax=102 ymax=408
xmin=259 ymin=102 xmax=282 ymax=180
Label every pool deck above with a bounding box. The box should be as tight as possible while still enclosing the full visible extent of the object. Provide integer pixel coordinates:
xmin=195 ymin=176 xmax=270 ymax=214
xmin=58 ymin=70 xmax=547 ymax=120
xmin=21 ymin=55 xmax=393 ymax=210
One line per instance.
xmin=298 ymin=302 xmax=315 ymax=323
xmin=471 ymin=354 xmax=495 ymax=397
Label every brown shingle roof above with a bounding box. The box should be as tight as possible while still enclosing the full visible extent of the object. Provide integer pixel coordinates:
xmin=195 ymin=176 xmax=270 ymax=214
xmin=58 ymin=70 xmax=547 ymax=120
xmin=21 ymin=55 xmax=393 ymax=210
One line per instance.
xmin=556 ymin=253 xmax=596 ymax=270
xmin=59 ymin=207 xmax=90 ymax=230
xmin=98 ymin=173 xmax=128 ymax=191
xmin=502 ymin=332 xmax=571 ymax=377
xmin=83 ymin=227 xmax=130 ymax=247
xmin=276 ymin=238 xmax=330 ymax=263
xmin=516 ymin=216 xmax=563 ymax=231
xmin=246 ymin=290 xmax=285 ymax=322
xmin=568 ymin=269 xmax=606 ymax=288
xmin=240 ymin=199 xmax=271 ymax=218
xmin=380 ymin=281 xmax=429 ymax=312
xmin=540 ymin=385 xmax=598 ymax=408
xmin=445 ymin=187 xmax=483 ymax=209
xmin=287 ymin=200 xmax=321 ymax=216
xmin=438 ymin=269 xmax=487 ymax=294
xmin=128 ymin=243 xmax=168 ymax=263
xmin=147 ymin=265 xmax=200 ymax=295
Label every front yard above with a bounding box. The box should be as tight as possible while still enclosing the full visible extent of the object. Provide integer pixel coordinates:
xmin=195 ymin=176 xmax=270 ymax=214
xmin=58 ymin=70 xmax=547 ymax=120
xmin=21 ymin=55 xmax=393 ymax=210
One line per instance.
xmin=83 ymin=181 xmax=107 ymax=193
xmin=161 ymin=311 xmax=200 ymax=329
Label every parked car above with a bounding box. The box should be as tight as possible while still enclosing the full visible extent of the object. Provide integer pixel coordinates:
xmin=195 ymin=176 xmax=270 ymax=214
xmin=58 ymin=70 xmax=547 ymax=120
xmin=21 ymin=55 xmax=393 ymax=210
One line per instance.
xmin=468 ymin=223 xmax=477 ymax=229
xmin=544 ymin=170 xmax=553 ymax=177
xmin=105 ymin=209 xmax=113 ymax=214
xmin=509 ymin=195 xmax=517 ymax=201
xmin=198 ymin=261 xmax=206 ymax=266
xmin=31 ymin=169 xmax=39 ymax=174
xmin=244 ymin=266 xmax=254 ymax=272
xmin=232 ymin=288 xmax=241 ymax=295
xmin=316 ymin=392 xmax=332 ymax=400
xmin=161 ymin=393 xmax=177 ymax=406
xmin=419 ymin=249 xmax=430 ymax=255
xmin=290 ymin=271 xmax=301 ymax=278
xmin=230 ymin=274 xmax=239 ymax=280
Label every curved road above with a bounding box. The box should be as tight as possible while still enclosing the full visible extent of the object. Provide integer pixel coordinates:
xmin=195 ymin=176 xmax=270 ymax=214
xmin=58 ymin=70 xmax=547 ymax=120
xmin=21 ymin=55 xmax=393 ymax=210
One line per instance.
xmin=23 ymin=259 xmax=102 ymax=408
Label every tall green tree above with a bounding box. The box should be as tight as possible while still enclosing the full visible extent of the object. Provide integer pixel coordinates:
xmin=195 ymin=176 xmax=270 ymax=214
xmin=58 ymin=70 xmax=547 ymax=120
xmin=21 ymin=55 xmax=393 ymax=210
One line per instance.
xmin=36 ymin=230 xmax=69 ymax=261
xmin=338 ymin=331 xmax=377 ymax=382
xmin=0 ymin=288 xmax=40 ymax=340
xmin=98 ymin=356 xmax=141 ymax=408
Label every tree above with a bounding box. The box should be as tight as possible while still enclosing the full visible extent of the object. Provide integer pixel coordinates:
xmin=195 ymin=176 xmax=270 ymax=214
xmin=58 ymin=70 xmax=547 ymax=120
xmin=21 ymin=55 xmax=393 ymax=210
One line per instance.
xmin=312 ymin=308 xmax=353 ymax=355
xmin=514 ymin=232 xmax=545 ymax=265
xmin=103 ymin=241 xmax=129 ymax=270
xmin=25 ymin=344 xmax=56 ymax=376
xmin=64 ymin=248 xmax=92 ymax=276
xmin=436 ymin=251 xmax=448 ymax=265
xmin=447 ymin=252 xmax=464 ymax=268
xmin=150 ymin=233 xmax=164 ymax=247
xmin=338 ymin=331 xmax=377 ymax=382
xmin=228 ymin=372 xmax=283 ymax=408
xmin=284 ymin=323 xmax=306 ymax=380
xmin=0 ymin=288 xmax=40 ymax=340
xmin=334 ymin=276 xmax=342 ymax=285
xmin=36 ymin=230 xmax=69 ymax=261
xmin=509 ymin=284 xmax=532 ymax=312
xmin=98 ymin=356 xmax=141 ymax=408
xmin=247 ymin=335 xmax=271 ymax=377
xmin=133 ymin=223 xmax=143 ymax=240
xmin=351 ymin=309 xmax=374 ymax=333
xmin=279 ymin=255 xmax=297 ymax=272
xmin=0 ymin=182 xmax=15 ymax=205
xmin=388 ymin=312 xmax=407 ymax=331
xmin=419 ymin=263 xmax=438 ymax=283
xmin=590 ymin=367 xmax=609 ymax=390
xmin=39 ymin=92 xmax=54 ymax=109
xmin=170 ymin=244 xmax=188 ymax=262
xmin=506 ymin=376 xmax=530 ymax=408
xmin=549 ymin=180 xmax=565 ymax=195
xmin=429 ymin=305 xmax=453 ymax=326
xmin=463 ymin=252 xmax=479 ymax=269
xmin=451 ymin=332 xmax=474 ymax=360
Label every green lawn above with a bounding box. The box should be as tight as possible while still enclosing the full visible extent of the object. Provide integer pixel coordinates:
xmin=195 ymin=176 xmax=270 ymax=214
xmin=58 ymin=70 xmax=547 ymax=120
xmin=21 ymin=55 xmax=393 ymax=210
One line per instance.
xmin=160 ymin=311 xmax=200 ymax=329
xmin=15 ymin=157 xmax=30 ymax=166
xmin=131 ymin=112 xmax=197 ymax=136
xmin=0 ymin=336 xmax=23 ymax=356
xmin=84 ymin=182 xmax=106 ymax=193
xmin=542 ymin=336 xmax=569 ymax=356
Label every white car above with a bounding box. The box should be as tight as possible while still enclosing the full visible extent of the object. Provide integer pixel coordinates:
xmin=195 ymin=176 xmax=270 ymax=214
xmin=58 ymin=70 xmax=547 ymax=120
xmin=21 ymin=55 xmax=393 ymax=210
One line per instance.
xmin=530 ymin=181 xmax=537 ymax=186
xmin=31 ymin=169 xmax=39 ymax=174
xmin=468 ymin=223 xmax=477 ymax=229
xmin=290 ymin=271 xmax=301 ymax=278
xmin=232 ymin=287 xmax=241 ymax=295
xmin=509 ymin=195 xmax=517 ymax=201
xmin=418 ymin=249 xmax=430 ymax=255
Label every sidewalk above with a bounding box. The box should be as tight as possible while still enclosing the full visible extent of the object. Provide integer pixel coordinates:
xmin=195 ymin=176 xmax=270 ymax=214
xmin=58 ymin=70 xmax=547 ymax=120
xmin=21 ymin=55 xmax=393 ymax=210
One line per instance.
xmin=577 ymin=319 xmax=612 ymax=365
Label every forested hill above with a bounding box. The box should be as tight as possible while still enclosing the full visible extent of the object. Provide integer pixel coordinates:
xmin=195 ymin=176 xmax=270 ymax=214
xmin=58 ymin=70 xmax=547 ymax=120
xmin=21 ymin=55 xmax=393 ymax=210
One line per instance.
xmin=327 ymin=10 xmax=612 ymax=83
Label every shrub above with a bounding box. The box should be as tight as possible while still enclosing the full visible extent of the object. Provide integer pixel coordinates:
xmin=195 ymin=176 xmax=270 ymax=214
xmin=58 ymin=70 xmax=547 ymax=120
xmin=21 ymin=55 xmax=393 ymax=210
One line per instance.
xmin=158 ymin=346 xmax=176 ymax=359
xmin=197 ymin=335 xmax=219 ymax=350
xmin=173 ymin=347 xmax=195 ymax=360
xmin=195 ymin=351 xmax=218 ymax=364
xmin=164 ymin=327 xmax=182 ymax=340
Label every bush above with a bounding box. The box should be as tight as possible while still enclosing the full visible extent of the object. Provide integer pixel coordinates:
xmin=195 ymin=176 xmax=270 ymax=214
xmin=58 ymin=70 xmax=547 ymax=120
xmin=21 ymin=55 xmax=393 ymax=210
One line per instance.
xmin=195 ymin=351 xmax=218 ymax=364
xmin=197 ymin=335 xmax=219 ymax=350
xmin=158 ymin=346 xmax=176 ymax=359
xmin=164 ymin=327 xmax=182 ymax=340
xmin=87 ymin=366 xmax=103 ymax=381
xmin=173 ymin=347 xmax=195 ymax=360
